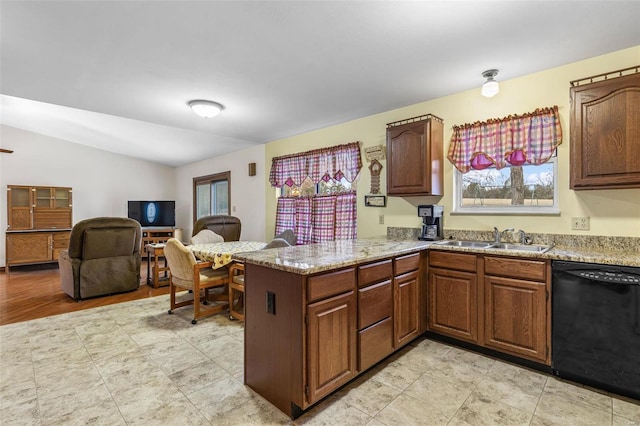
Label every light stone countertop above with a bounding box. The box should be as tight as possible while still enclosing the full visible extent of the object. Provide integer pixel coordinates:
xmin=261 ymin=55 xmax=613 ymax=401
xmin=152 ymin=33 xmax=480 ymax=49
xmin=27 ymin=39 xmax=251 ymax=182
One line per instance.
xmin=234 ymin=235 xmax=640 ymax=275
xmin=233 ymin=237 xmax=433 ymax=275
xmin=429 ymin=243 xmax=640 ymax=268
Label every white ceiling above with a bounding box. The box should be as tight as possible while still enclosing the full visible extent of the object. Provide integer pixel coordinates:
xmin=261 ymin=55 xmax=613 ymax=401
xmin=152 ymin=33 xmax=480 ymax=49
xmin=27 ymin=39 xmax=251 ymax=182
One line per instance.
xmin=1 ymin=1 xmax=639 ymax=167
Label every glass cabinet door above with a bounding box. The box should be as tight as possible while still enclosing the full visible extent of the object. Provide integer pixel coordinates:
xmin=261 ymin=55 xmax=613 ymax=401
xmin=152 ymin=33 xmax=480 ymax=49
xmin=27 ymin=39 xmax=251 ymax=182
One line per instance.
xmin=54 ymin=188 xmax=72 ymax=208
xmin=34 ymin=187 xmax=52 ymax=208
xmin=10 ymin=187 xmax=30 ymax=207
xmin=8 ymin=186 xmax=33 ymax=230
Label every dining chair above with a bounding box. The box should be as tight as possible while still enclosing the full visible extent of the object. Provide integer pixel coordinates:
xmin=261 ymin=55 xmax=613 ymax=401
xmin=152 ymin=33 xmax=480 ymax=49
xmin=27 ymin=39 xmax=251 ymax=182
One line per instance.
xmin=164 ymin=238 xmax=229 ymax=324
xmin=274 ymin=229 xmax=297 ymax=246
xmin=227 ymin=237 xmax=292 ymax=321
xmin=190 ymin=229 xmax=224 ymax=244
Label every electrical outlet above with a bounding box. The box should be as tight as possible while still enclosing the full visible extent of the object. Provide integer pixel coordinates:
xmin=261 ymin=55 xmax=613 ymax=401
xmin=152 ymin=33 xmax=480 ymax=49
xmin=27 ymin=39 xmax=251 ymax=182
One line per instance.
xmin=379 ymin=215 xmax=384 ymax=225
xmin=571 ymin=216 xmax=590 ymax=230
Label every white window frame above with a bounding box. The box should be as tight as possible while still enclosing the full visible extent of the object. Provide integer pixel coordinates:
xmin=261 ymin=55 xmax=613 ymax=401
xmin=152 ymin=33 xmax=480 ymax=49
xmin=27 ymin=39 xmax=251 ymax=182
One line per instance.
xmin=452 ymin=157 xmax=559 ymax=215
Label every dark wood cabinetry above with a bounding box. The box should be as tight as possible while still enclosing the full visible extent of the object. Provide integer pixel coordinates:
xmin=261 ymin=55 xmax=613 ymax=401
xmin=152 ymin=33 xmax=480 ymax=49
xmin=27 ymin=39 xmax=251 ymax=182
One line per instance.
xmin=244 ymin=250 xmax=425 ymax=418
xmin=6 ymin=185 xmax=73 ymax=272
xmin=483 ymin=256 xmax=549 ymax=364
xmin=428 ymin=251 xmax=479 ymax=344
xmin=393 ymin=253 xmax=421 ymax=347
xmin=307 ymin=290 xmax=357 ymax=404
xmin=306 ymin=268 xmax=357 ymax=405
xmin=570 ymin=69 xmax=640 ymax=189
xmin=386 ymin=115 xmax=444 ymax=196
xmin=357 ymin=259 xmax=393 ymax=371
xmin=427 ymin=250 xmax=551 ymax=366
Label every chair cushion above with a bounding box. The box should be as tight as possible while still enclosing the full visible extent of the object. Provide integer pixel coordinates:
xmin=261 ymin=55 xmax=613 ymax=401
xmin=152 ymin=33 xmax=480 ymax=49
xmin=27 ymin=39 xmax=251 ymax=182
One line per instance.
xmin=164 ymin=238 xmax=197 ymax=282
xmin=191 ymin=229 xmax=224 ymax=244
xmin=82 ymin=228 xmax=136 ymax=260
xmin=264 ymin=238 xmax=291 ymax=249
xmin=274 ymin=229 xmax=297 ymax=246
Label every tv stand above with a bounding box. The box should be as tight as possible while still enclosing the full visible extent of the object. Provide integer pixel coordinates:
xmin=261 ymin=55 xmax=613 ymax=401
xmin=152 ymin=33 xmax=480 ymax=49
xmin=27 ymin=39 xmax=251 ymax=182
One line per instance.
xmin=141 ymin=228 xmax=182 ymax=254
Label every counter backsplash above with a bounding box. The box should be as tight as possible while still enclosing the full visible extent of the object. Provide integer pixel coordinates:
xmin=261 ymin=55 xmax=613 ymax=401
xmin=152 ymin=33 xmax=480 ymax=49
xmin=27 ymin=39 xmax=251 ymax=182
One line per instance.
xmin=387 ymin=227 xmax=640 ymax=253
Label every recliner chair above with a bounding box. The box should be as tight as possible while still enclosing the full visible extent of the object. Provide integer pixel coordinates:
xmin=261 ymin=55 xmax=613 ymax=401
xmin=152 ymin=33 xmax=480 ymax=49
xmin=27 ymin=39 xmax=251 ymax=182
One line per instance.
xmin=192 ymin=215 xmax=241 ymax=242
xmin=59 ymin=217 xmax=142 ymax=300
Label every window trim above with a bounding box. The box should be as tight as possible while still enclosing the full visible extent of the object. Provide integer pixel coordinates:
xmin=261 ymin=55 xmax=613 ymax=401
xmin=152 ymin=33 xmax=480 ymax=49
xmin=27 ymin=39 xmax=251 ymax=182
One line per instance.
xmin=193 ymin=171 xmax=231 ymax=223
xmin=452 ymin=157 xmax=559 ymax=215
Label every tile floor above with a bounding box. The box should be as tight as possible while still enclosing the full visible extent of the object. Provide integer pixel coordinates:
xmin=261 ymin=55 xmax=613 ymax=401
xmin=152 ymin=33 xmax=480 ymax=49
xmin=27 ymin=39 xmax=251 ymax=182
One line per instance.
xmin=1 ymin=294 xmax=638 ymax=425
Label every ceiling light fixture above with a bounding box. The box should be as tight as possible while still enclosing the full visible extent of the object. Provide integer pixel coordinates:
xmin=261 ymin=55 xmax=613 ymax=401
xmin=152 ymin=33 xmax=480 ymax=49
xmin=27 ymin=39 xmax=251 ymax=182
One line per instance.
xmin=481 ymin=69 xmax=500 ymax=98
xmin=188 ymin=100 xmax=224 ymax=118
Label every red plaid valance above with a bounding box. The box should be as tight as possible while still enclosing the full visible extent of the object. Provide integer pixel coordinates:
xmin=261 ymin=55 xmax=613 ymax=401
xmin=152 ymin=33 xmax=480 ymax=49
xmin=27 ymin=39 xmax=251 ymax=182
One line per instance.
xmin=447 ymin=106 xmax=562 ymax=173
xmin=269 ymin=142 xmax=362 ymax=187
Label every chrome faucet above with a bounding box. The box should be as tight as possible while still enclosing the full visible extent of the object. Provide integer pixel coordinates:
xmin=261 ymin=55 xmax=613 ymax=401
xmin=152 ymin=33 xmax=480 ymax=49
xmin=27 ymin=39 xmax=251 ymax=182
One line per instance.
xmin=518 ymin=229 xmax=533 ymax=245
xmin=493 ymin=227 xmax=514 ymax=243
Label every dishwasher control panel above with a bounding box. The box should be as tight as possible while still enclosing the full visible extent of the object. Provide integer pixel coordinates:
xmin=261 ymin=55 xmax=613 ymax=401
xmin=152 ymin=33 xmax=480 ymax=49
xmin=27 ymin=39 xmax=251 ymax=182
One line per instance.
xmin=573 ymin=270 xmax=640 ymax=284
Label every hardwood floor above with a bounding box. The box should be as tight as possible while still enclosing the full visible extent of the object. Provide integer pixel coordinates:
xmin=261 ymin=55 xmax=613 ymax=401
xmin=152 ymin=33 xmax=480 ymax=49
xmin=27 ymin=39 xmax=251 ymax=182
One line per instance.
xmin=0 ymin=261 xmax=170 ymax=326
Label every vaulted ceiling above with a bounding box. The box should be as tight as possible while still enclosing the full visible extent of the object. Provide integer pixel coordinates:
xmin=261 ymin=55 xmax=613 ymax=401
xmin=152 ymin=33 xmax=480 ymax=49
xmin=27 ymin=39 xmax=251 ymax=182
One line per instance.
xmin=2 ymin=1 xmax=639 ymax=166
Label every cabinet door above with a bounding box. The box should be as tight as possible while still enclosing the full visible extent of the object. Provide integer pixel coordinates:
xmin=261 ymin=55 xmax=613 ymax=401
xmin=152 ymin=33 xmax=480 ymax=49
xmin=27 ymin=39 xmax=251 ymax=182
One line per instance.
xmin=570 ymin=72 xmax=640 ymax=189
xmin=53 ymin=187 xmax=72 ymax=208
xmin=428 ymin=267 xmax=478 ymax=344
xmin=386 ymin=118 xmax=443 ymax=196
xmin=33 ymin=187 xmax=53 ymax=208
xmin=7 ymin=186 xmax=32 ymax=230
xmin=484 ymin=275 xmax=548 ymax=364
xmin=394 ymin=270 xmax=420 ymax=348
xmin=6 ymin=233 xmax=52 ymax=264
xmin=307 ymin=291 xmax=356 ymax=405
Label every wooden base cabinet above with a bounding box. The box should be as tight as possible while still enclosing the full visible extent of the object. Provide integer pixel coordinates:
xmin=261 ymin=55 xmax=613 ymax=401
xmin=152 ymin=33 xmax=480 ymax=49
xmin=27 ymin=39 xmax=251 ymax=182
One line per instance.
xmin=245 ymin=250 xmax=425 ymax=419
xmin=427 ymin=250 xmax=551 ymax=366
xmin=6 ymin=231 xmax=71 ymax=272
xmin=394 ymin=253 xmax=421 ymax=347
xmin=483 ymin=256 xmax=550 ymax=364
xmin=307 ymin=290 xmax=357 ymax=404
xmin=428 ymin=251 xmax=479 ymax=344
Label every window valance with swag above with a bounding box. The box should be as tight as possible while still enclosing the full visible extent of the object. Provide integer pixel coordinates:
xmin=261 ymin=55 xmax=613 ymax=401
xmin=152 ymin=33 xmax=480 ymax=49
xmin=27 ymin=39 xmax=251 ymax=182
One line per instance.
xmin=447 ymin=106 xmax=562 ymax=173
xmin=269 ymin=142 xmax=362 ymax=187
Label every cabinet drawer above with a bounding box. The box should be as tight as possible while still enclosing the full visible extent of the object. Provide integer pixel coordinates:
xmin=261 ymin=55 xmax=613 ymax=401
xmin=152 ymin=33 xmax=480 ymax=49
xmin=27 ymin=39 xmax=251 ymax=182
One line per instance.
xmin=52 ymin=231 xmax=71 ymax=246
xmin=429 ymin=250 xmax=476 ymax=272
xmin=358 ymin=317 xmax=393 ymax=371
xmin=358 ymin=280 xmax=392 ymax=329
xmin=395 ymin=252 xmax=420 ymax=275
xmin=358 ymin=259 xmax=392 ymax=287
xmin=307 ymin=268 xmax=356 ymax=303
xmin=484 ymin=256 xmax=547 ymax=282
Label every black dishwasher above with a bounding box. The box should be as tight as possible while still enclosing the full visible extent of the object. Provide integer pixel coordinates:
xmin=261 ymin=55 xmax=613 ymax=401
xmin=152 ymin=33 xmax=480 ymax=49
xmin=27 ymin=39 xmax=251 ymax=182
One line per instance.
xmin=552 ymin=260 xmax=640 ymax=400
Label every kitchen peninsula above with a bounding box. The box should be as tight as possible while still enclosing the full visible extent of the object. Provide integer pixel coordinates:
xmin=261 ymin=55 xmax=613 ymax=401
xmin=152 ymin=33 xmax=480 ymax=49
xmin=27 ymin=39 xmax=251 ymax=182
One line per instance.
xmin=235 ymin=238 xmax=432 ymax=419
xmin=235 ymin=234 xmax=640 ymax=418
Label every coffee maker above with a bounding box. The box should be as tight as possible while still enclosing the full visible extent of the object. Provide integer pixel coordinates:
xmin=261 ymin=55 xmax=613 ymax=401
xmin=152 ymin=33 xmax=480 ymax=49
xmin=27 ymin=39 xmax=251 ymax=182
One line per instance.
xmin=418 ymin=205 xmax=444 ymax=241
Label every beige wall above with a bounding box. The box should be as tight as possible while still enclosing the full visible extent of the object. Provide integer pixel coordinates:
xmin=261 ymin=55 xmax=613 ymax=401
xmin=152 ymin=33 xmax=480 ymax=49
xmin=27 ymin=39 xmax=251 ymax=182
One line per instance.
xmin=263 ymin=46 xmax=640 ymax=239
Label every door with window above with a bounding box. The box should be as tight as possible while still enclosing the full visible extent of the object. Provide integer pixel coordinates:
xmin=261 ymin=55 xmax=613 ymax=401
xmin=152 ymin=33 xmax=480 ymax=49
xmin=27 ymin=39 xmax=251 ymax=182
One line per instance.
xmin=193 ymin=172 xmax=230 ymax=222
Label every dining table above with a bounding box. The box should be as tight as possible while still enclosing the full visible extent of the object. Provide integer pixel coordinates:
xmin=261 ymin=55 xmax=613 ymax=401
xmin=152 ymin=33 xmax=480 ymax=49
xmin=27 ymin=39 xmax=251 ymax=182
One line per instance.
xmin=189 ymin=241 xmax=266 ymax=269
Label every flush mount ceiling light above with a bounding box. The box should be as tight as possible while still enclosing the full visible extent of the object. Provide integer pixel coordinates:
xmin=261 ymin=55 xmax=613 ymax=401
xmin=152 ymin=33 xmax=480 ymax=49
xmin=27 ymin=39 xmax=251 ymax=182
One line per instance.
xmin=188 ymin=100 xmax=224 ymax=118
xmin=481 ymin=69 xmax=500 ymax=98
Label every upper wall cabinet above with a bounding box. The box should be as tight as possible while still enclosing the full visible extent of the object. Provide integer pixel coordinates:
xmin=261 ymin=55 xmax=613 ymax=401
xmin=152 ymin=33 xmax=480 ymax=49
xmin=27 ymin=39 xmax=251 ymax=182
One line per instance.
xmin=386 ymin=115 xmax=444 ymax=196
xmin=570 ymin=68 xmax=640 ymax=190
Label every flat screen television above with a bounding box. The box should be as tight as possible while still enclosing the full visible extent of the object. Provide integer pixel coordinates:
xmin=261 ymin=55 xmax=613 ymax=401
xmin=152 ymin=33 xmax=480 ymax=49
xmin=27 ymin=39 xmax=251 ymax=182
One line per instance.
xmin=127 ymin=201 xmax=176 ymax=228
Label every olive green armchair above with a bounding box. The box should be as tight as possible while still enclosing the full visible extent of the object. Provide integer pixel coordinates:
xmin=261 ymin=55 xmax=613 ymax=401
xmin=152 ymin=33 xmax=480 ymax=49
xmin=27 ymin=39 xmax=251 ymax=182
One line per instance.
xmin=59 ymin=217 xmax=142 ymax=300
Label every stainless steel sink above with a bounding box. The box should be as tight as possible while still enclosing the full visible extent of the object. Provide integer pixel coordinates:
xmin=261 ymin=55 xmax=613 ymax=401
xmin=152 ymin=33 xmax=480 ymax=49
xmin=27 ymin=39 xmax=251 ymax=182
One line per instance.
xmin=435 ymin=240 xmax=493 ymax=248
xmin=434 ymin=239 xmax=553 ymax=253
xmin=489 ymin=243 xmax=553 ymax=253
